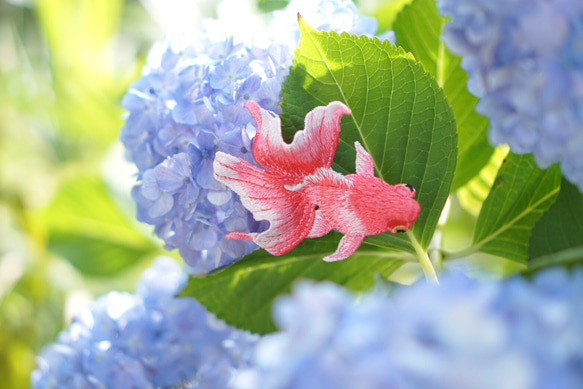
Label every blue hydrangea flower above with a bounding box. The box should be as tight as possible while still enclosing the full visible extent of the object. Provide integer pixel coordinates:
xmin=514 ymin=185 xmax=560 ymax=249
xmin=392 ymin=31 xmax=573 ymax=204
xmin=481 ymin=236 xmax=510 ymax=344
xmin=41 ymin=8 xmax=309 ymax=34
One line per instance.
xmin=120 ymin=0 xmax=395 ymax=273
xmin=270 ymin=0 xmax=396 ymax=56
xmin=233 ymin=268 xmax=583 ymax=389
xmin=31 ymin=257 xmax=259 ymax=389
xmin=437 ymin=0 xmax=583 ymax=192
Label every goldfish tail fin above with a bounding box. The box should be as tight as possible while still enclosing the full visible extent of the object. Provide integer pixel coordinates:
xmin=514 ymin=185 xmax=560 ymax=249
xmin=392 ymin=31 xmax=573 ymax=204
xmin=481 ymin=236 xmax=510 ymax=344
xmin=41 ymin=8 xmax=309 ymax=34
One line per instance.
xmin=244 ymin=101 xmax=351 ymax=176
xmin=214 ymin=151 xmax=315 ymax=256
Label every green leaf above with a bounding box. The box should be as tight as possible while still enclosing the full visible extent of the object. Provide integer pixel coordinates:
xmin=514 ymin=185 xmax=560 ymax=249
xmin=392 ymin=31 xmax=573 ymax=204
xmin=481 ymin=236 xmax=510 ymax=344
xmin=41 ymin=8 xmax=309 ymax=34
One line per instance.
xmin=182 ymin=233 xmax=406 ymax=334
xmin=257 ymin=0 xmax=289 ymax=12
xmin=393 ymin=0 xmax=493 ymax=190
xmin=373 ymin=0 xmax=414 ymax=33
xmin=281 ymin=18 xmax=457 ymax=252
xmin=36 ymin=0 xmax=127 ymax=146
xmin=185 ymin=19 xmax=456 ymax=333
xmin=457 ymin=146 xmax=508 ymax=217
xmin=40 ymin=176 xmax=159 ymax=276
xmin=473 ymin=153 xmax=561 ymax=263
xmin=528 ymin=178 xmax=583 ymax=262
xmin=527 ymin=247 xmax=583 ymax=274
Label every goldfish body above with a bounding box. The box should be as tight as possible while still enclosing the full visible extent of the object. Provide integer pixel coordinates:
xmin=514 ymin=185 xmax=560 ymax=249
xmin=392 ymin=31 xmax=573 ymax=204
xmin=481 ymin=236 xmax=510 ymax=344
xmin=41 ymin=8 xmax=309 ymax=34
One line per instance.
xmin=213 ymin=101 xmax=421 ymax=262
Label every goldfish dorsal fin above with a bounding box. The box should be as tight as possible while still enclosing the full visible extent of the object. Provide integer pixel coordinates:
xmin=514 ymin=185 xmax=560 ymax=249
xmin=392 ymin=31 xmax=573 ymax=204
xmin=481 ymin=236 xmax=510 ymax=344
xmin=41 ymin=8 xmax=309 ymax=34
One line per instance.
xmin=354 ymin=141 xmax=375 ymax=177
xmin=245 ymin=101 xmax=351 ymax=176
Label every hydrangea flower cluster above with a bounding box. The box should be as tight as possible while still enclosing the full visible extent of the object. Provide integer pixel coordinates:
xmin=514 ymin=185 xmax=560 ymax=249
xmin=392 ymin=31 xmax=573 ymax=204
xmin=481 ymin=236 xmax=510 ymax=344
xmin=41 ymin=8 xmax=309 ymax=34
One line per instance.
xmin=233 ymin=268 xmax=583 ymax=389
xmin=269 ymin=0 xmax=395 ymax=49
xmin=31 ymin=257 xmax=259 ymax=389
xmin=437 ymin=0 xmax=583 ymax=191
xmin=120 ymin=0 xmax=394 ymax=273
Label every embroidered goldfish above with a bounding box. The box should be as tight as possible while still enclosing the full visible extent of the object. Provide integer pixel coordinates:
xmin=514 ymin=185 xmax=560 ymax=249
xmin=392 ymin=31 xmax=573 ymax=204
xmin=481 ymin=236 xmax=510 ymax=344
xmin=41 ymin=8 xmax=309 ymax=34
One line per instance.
xmin=213 ymin=101 xmax=421 ymax=262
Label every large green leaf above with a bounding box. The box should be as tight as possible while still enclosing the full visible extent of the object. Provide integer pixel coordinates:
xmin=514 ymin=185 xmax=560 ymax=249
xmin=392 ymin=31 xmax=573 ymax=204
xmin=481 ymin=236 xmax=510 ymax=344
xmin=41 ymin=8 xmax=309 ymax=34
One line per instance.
xmin=182 ymin=233 xmax=405 ymax=334
xmin=281 ymin=18 xmax=457 ymax=252
xmin=528 ymin=178 xmax=583 ymax=267
xmin=185 ymin=19 xmax=456 ymax=333
xmin=393 ymin=0 xmax=492 ymax=191
xmin=473 ymin=153 xmax=561 ymax=263
xmin=40 ymin=176 xmax=159 ymax=276
xmin=527 ymin=247 xmax=583 ymax=274
xmin=457 ymin=146 xmax=508 ymax=217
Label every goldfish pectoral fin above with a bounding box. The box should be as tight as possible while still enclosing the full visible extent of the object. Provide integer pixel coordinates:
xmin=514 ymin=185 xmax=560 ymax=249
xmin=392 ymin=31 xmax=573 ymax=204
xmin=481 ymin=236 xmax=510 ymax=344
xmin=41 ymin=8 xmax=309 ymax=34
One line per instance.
xmin=214 ymin=150 xmax=317 ymax=258
xmin=307 ymin=210 xmax=333 ymax=238
xmin=354 ymin=141 xmax=375 ymax=177
xmin=323 ymin=234 xmax=365 ymax=262
xmin=226 ymin=232 xmax=255 ymax=242
xmin=255 ymin=200 xmax=315 ymax=256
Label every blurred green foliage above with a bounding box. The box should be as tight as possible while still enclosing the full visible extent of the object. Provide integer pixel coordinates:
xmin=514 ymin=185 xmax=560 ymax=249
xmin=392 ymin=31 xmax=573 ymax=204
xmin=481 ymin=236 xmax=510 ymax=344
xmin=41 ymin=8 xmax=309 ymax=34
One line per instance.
xmin=0 ymin=0 xmax=163 ymax=387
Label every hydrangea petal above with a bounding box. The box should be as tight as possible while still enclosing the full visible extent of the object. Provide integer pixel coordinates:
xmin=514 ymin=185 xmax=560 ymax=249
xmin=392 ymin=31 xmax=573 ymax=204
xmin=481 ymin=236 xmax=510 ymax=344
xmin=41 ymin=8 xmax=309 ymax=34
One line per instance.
xmin=31 ymin=258 xmax=259 ymax=388
xmin=188 ymin=223 xmax=219 ymax=250
xmin=235 ymin=268 xmax=583 ymax=389
xmin=439 ymin=0 xmax=583 ymax=191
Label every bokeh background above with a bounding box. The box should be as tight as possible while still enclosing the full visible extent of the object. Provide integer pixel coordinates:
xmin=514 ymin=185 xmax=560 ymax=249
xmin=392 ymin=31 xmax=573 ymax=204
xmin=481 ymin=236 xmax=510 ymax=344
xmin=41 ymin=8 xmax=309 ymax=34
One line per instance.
xmin=0 ymin=0 xmax=493 ymax=387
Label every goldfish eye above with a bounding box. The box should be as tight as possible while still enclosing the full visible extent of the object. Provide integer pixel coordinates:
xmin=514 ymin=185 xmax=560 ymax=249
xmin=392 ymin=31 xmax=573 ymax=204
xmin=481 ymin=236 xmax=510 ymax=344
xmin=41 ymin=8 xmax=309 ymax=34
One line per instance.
xmin=396 ymin=183 xmax=416 ymax=197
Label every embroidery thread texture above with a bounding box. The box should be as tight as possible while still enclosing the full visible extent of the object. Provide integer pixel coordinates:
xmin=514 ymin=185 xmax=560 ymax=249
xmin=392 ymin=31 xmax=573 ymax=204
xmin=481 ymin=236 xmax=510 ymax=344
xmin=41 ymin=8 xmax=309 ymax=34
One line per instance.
xmin=214 ymin=102 xmax=421 ymax=262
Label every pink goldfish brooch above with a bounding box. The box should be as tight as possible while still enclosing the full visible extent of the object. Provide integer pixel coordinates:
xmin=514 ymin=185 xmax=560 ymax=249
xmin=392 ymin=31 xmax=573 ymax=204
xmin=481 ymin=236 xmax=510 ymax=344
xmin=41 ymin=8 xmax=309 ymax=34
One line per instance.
xmin=214 ymin=101 xmax=421 ymax=262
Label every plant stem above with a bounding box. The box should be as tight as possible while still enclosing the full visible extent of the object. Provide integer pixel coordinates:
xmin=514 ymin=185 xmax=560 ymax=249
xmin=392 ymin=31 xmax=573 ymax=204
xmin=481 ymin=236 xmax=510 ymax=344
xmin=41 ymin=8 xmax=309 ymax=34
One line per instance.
xmin=428 ymin=229 xmax=443 ymax=271
xmin=406 ymin=231 xmax=439 ymax=285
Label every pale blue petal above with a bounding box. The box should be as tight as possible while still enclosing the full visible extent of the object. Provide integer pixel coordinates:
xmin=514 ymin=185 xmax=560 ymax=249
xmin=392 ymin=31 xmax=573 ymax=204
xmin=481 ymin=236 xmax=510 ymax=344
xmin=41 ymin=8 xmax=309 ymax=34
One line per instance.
xmin=196 ymin=159 xmax=224 ymax=190
xmin=136 ymin=257 xmax=186 ymax=299
xmin=197 ymin=131 xmax=217 ymax=151
xmin=188 ymin=223 xmax=218 ymax=250
xmin=182 ymin=183 xmax=200 ymax=209
xmin=187 ymin=144 xmax=203 ymax=174
xmin=141 ymin=169 xmax=161 ymax=201
xmin=154 ymin=166 xmax=185 ymax=193
xmin=219 ymin=238 xmax=246 ymax=259
xmin=207 ymin=190 xmax=232 ymax=206
xmin=148 ymin=193 xmax=174 ymax=218
xmin=171 ymin=98 xmax=198 ymax=125
xmin=154 ymin=154 xmax=192 ymax=193
xmin=223 ymin=217 xmax=247 ymax=232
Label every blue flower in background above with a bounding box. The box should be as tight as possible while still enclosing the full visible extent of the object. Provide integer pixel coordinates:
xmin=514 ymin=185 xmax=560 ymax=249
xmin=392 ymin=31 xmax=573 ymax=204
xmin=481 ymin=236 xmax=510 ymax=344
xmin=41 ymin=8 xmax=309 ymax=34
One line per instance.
xmin=269 ymin=0 xmax=395 ymax=50
xmin=437 ymin=0 xmax=583 ymax=192
xmin=233 ymin=268 xmax=583 ymax=389
xmin=31 ymin=257 xmax=259 ymax=389
xmin=120 ymin=0 xmax=395 ymax=273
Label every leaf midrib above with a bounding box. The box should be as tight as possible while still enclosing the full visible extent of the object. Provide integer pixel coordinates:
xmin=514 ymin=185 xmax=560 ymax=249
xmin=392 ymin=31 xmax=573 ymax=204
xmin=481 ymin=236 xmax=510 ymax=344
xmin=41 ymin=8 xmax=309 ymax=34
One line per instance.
xmin=475 ymin=186 xmax=560 ymax=250
xmin=303 ymin=23 xmax=384 ymax=180
xmin=192 ymin=249 xmax=413 ymax=281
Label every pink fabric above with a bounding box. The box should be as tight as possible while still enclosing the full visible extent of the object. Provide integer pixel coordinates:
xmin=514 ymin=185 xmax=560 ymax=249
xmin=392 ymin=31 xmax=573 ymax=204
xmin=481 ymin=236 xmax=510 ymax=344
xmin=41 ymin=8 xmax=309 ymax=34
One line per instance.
xmin=246 ymin=100 xmax=349 ymax=177
xmin=214 ymin=101 xmax=421 ymax=261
